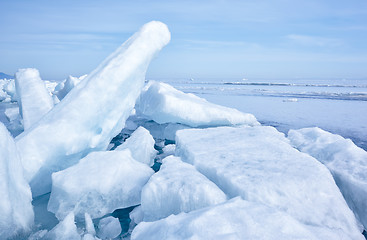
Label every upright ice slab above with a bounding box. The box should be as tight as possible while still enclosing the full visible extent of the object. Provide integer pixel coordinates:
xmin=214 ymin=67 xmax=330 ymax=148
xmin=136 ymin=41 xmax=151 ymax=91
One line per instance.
xmin=136 ymin=81 xmax=259 ymax=127
xmin=175 ymin=126 xmax=363 ymax=239
xmin=15 ymin=21 xmax=170 ymax=197
xmin=15 ymin=68 xmax=54 ymax=130
xmin=132 ymin=197 xmax=320 ymax=240
xmin=288 ymin=127 xmax=367 ymax=230
xmin=47 ymin=149 xmax=154 ymax=220
xmin=141 ymin=156 xmax=227 ymax=221
xmin=44 ymin=212 xmax=80 ymax=240
xmin=0 ymin=123 xmax=34 ymax=239
xmin=115 ymin=126 xmax=157 ymax=166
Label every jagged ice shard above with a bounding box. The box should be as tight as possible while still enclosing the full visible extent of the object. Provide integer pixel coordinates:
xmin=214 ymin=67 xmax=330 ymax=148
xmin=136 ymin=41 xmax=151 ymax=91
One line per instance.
xmin=0 ymin=123 xmax=34 ymax=239
xmin=15 ymin=68 xmax=54 ymax=130
xmin=15 ymin=21 xmax=171 ymax=197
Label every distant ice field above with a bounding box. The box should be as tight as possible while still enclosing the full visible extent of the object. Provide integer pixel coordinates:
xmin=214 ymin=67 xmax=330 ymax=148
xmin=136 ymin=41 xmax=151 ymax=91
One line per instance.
xmin=159 ymin=78 xmax=367 ymax=150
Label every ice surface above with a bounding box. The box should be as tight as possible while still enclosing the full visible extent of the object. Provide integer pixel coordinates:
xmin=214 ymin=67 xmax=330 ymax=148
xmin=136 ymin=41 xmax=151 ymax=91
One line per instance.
xmin=15 ymin=21 xmax=170 ymax=197
xmin=135 ymin=81 xmax=259 ymax=127
xmin=141 ymin=156 xmax=227 ymax=221
xmin=15 ymin=68 xmax=54 ymax=130
xmin=0 ymin=123 xmax=34 ymax=239
xmin=48 ymin=149 xmax=154 ymax=220
xmin=97 ymin=216 xmax=121 ymax=239
xmin=44 ymin=212 xmax=80 ymax=240
xmin=115 ymin=126 xmax=157 ymax=166
xmin=85 ymin=213 xmax=96 ymax=236
xmin=132 ymin=197 xmax=322 ymax=240
xmin=288 ymin=127 xmax=367 ymax=230
xmin=175 ymin=126 xmax=363 ymax=239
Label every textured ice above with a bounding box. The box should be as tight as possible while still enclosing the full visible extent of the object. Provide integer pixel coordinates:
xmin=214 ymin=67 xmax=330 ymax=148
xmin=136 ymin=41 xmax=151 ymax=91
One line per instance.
xmin=0 ymin=123 xmax=34 ymax=239
xmin=97 ymin=216 xmax=121 ymax=239
xmin=175 ymin=126 xmax=363 ymax=239
xmin=132 ymin=197 xmax=321 ymax=240
xmin=15 ymin=21 xmax=170 ymax=197
xmin=288 ymin=127 xmax=367 ymax=230
xmin=44 ymin=212 xmax=80 ymax=240
xmin=15 ymin=68 xmax=54 ymax=130
xmin=141 ymin=156 xmax=227 ymax=221
xmin=115 ymin=126 xmax=157 ymax=166
xmin=136 ymin=81 xmax=259 ymax=127
xmin=48 ymin=149 xmax=154 ymax=220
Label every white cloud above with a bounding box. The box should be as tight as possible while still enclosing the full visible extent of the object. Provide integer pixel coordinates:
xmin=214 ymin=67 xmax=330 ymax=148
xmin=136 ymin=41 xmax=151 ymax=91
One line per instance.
xmin=286 ymin=34 xmax=343 ymax=47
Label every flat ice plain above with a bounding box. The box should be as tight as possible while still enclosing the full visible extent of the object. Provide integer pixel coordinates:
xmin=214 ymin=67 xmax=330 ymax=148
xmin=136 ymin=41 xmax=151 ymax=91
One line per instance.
xmin=0 ymin=20 xmax=366 ymax=240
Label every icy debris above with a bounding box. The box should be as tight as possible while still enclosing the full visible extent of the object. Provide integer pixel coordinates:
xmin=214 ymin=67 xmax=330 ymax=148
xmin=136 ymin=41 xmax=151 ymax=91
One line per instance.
xmin=0 ymin=123 xmax=34 ymax=239
xmin=44 ymin=212 xmax=81 ymax=240
xmin=55 ymin=75 xmax=86 ymax=100
xmin=175 ymin=126 xmax=363 ymax=239
xmin=141 ymin=156 xmax=227 ymax=221
xmin=132 ymin=197 xmax=319 ymax=240
xmin=3 ymin=79 xmax=18 ymax=102
xmin=288 ymin=127 xmax=367 ymax=230
xmin=15 ymin=21 xmax=171 ymax=197
xmin=115 ymin=126 xmax=157 ymax=166
xmin=15 ymin=68 xmax=54 ymax=130
xmin=156 ymin=144 xmax=176 ymax=162
xmin=4 ymin=106 xmax=20 ymax=122
xmin=136 ymin=81 xmax=259 ymax=127
xmin=85 ymin=213 xmax=96 ymax=236
xmin=48 ymin=149 xmax=154 ymax=220
xmin=130 ymin=206 xmax=144 ymax=225
xmin=97 ymin=216 xmax=121 ymax=239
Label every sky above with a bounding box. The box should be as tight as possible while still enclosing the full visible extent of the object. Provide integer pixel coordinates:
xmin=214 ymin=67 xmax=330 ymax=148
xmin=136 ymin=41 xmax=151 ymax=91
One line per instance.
xmin=0 ymin=0 xmax=366 ymax=80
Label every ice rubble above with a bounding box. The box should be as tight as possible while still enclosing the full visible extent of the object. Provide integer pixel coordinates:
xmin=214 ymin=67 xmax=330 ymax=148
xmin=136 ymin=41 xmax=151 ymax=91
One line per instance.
xmin=132 ymin=197 xmax=321 ymax=240
xmin=288 ymin=127 xmax=367 ymax=230
xmin=115 ymin=126 xmax=157 ymax=166
xmin=140 ymin=156 xmax=227 ymax=222
xmin=44 ymin=212 xmax=80 ymax=240
xmin=0 ymin=123 xmax=34 ymax=239
xmin=135 ymin=81 xmax=259 ymax=127
xmin=15 ymin=21 xmax=170 ymax=197
xmin=175 ymin=126 xmax=363 ymax=239
xmin=15 ymin=68 xmax=54 ymax=130
xmin=48 ymin=149 xmax=154 ymax=220
xmin=97 ymin=216 xmax=121 ymax=239
xmin=55 ymin=75 xmax=86 ymax=101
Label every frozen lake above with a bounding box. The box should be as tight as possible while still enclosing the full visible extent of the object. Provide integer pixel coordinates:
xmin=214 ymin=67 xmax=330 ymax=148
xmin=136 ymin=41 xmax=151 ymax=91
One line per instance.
xmin=158 ymin=78 xmax=367 ymax=150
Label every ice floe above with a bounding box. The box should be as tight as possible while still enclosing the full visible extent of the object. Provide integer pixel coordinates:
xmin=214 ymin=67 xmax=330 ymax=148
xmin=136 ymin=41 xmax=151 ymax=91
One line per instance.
xmin=288 ymin=127 xmax=367 ymax=230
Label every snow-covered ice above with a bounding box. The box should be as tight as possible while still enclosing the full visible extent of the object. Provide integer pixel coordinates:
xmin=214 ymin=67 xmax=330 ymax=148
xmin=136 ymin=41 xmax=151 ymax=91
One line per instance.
xmin=136 ymin=81 xmax=259 ymax=127
xmin=115 ymin=126 xmax=157 ymax=166
xmin=14 ymin=68 xmax=54 ymax=130
xmin=97 ymin=216 xmax=121 ymax=239
xmin=288 ymin=127 xmax=367 ymax=230
xmin=44 ymin=212 xmax=80 ymax=240
xmin=175 ymin=126 xmax=363 ymax=239
xmin=140 ymin=156 xmax=227 ymax=221
xmin=132 ymin=197 xmax=322 ymax=240
xmin=47 ymin=149 xmax=154 ymax=220
xmin=0 ymin=123 xmax=34 ymax=239
xmin=15 ymin=21 xmax=170 ymax=197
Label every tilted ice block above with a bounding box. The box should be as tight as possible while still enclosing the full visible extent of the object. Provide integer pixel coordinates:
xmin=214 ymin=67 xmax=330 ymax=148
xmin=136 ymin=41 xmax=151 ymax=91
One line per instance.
xmin=15 ymin=21 xmax=170 ymax=197
xmin=141 ymin=156 xmax=227 ymax=221
xmin=288 ymin=127 xmax=367 ymax=231
xmin=15 ymin=68 xmax=54 ymax=130
xmin=132 ymin=197 xmax=320 ymax=240
xmin=115 ymin=126 xmax=157 ymax=166
xmin=47 ymin=149 xmax=154 ymax=220
xmin=175 ymin=126 xmax=363 ymax=240
xmin=44 ymin=212 xmax=81 ymax=240
xmin=136 ymin=81 xmax=259 ymax=127
xmin=0 ymin=123 xmax=34 ymax=239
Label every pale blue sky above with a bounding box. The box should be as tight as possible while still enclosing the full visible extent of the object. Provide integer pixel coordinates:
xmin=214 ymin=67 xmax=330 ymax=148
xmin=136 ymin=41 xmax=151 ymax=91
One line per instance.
xmin=0 ymin=0 xmax=366 ymax=80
